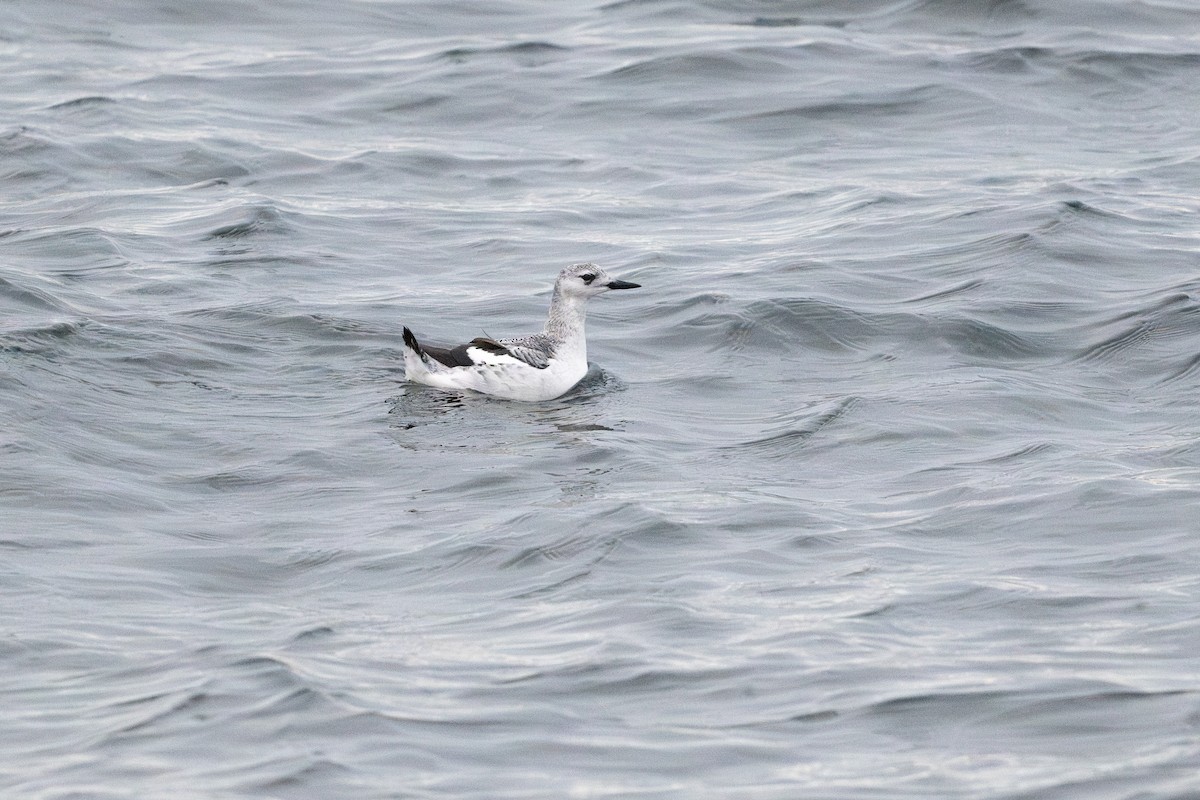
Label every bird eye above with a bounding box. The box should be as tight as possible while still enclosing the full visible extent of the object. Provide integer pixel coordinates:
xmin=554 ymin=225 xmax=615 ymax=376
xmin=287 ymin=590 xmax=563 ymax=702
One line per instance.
xmin=580 ymin=273 xmax=596 ymax=284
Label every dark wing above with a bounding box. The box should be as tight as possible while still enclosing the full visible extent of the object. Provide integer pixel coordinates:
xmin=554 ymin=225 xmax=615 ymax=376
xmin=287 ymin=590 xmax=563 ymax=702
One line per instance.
xmin=404 ymin=327 xmax=482 ymax=368
xmin=404 ymin=327 xmax=551 ymax=370
xmin=422 ymin=342 xmax=479 ymax=367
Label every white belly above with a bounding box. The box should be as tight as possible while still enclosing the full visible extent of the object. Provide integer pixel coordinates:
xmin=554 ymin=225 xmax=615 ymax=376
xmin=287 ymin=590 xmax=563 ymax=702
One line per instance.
xmin=407 ymin=349 xmax=588 ymax=401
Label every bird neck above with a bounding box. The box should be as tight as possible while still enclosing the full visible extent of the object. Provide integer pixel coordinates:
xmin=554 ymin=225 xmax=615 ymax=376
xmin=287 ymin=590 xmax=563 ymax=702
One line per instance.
xmin=544 ymin=288 xmax=587 ymax=342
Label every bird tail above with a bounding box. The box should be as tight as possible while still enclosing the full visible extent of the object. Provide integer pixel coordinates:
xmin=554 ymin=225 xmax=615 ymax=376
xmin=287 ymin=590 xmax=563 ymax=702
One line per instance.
xmin=402 ymin=326 xmax=435 ymax=380
xmin=402 ymin=326 xmax=423 ymax=354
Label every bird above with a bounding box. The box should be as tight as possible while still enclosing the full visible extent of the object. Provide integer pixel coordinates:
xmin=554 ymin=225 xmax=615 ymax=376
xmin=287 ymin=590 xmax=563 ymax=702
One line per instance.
xmin=402 ymin=263 xmax=641 ymax=401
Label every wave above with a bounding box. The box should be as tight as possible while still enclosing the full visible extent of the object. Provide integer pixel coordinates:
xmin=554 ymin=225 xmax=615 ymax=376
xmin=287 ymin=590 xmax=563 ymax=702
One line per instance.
xmin=1073 ymin=288 xmax=1200 ymax=369
xmin=679 ymin=295 xmax=1052 ymax=364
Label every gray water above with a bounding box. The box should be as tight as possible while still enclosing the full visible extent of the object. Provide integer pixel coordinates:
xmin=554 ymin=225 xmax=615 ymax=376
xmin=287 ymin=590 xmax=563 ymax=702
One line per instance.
xmin=4 ymin=1 xmax=1200 ymax=797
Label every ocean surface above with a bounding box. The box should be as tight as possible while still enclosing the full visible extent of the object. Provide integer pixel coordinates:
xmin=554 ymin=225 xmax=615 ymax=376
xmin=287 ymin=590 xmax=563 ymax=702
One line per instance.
xmin=4 ymin=1 xmax=1200 ymax=797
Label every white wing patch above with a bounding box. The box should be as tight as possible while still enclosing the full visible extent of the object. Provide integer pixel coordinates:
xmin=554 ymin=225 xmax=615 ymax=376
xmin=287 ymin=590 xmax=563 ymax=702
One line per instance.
xmin=500 ymin=344 xmax=550 ymax=369
xmin=465 ymin=337 xmax=551 ymax=370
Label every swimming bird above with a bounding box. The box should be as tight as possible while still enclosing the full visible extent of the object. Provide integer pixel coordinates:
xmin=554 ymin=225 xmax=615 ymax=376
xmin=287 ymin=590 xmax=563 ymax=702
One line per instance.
xmin=402 ymin=263 xmax=641 ymax=401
